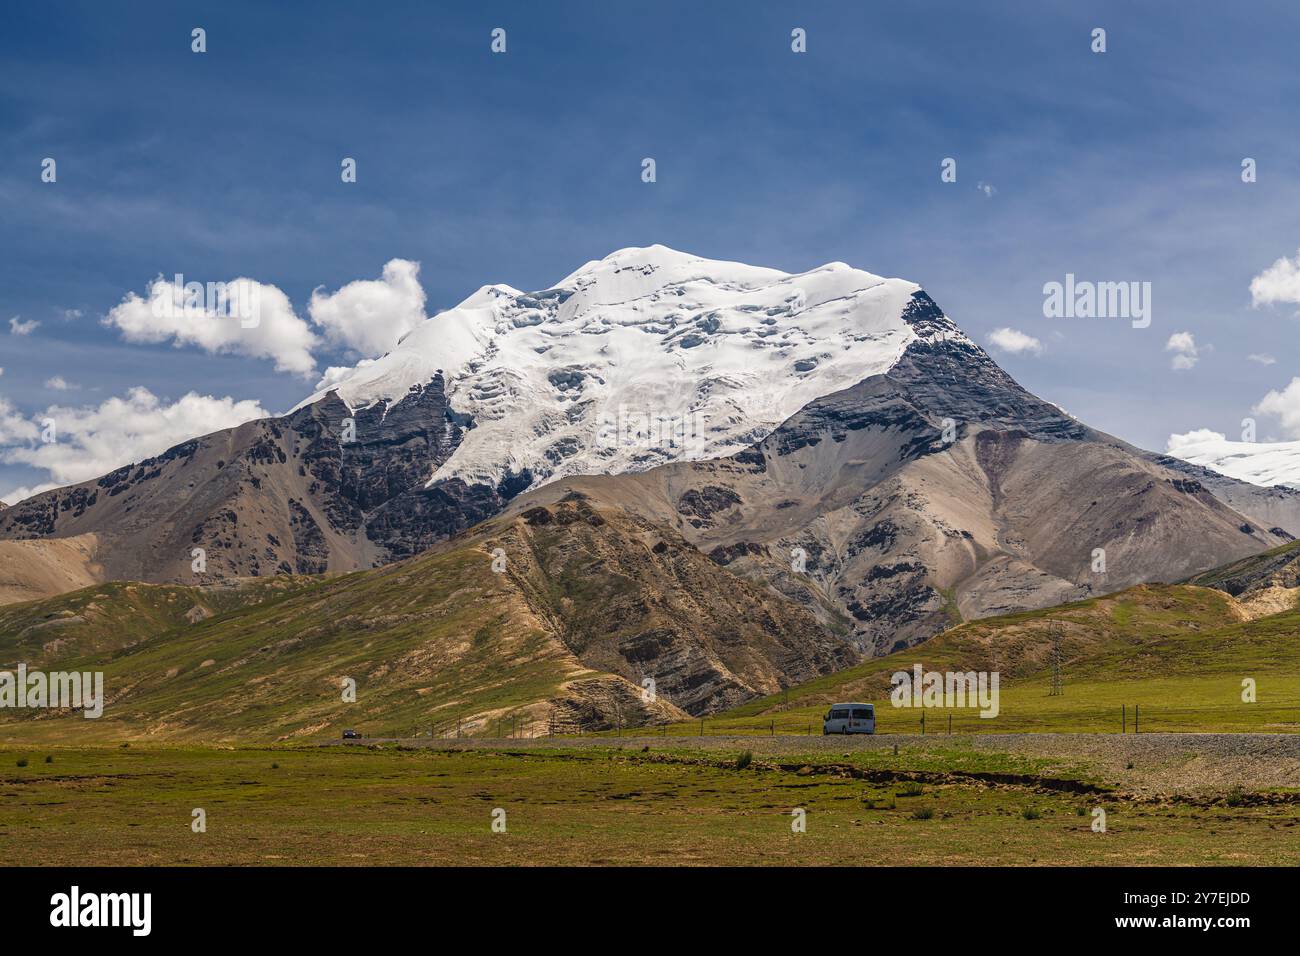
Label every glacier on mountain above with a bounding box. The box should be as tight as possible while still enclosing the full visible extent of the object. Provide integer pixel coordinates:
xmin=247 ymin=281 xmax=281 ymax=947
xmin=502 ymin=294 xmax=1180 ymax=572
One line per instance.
xmin=297 ymin=245 xmax=970 ymax=493
xmin=1167 ymin=429 xmax=1300 ymax=489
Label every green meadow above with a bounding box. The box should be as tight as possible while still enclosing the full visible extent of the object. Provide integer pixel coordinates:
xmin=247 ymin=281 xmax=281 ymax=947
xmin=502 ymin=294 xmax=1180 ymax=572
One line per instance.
xmin=1 ymin=743 xmax=1295 ymax=866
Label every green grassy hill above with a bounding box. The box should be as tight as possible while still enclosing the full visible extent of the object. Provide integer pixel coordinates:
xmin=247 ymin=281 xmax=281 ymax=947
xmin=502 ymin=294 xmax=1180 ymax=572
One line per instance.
xmin=667 ymin=583 xmax=1300 ymax=735
xmin=8 ymin=499 xmax=1300 ymax=743
xmin=1184 ymin=536 xmax=1300 ymax=594
xmin=0 ymin=495 xmax=848 ymax=744
xmin=0 ymin=540 xmax=634 ymax=745
xmin=0 ymin=577 xmax=315 ymax=667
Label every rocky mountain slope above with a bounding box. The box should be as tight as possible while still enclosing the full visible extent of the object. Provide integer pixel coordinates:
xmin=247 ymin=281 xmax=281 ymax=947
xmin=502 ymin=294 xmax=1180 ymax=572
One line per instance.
xmin=0 ymin=495 xmax=852 ymax=739
xmin=507 ymin=299 xmax=1286 ymax=653
xmin=0 ymin=534 xmax=103 ymax=605
xmin=1152 ymin=452 xmax=1300 ymax=537
xmin=1185 ymin=536 xmax=1300 ymax=612
xmin=0 ymin=383 xmax=498 ymax=586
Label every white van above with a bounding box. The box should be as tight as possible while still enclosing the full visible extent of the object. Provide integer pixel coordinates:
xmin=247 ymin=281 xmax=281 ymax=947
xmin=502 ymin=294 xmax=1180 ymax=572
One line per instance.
xmin=823 ymin=702 xmax=876 ymax=735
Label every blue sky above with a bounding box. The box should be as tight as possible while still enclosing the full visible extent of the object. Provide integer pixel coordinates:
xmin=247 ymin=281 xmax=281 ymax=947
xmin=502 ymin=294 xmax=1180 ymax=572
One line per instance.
xmin=3 ymin=0 xmax=1300 ymax=500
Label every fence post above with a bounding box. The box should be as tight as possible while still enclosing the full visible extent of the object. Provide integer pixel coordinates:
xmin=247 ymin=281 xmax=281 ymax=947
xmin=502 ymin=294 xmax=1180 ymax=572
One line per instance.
xmin=947 ymin=714 xmax=952 ymax=735
xmin=700 ymin=718 xmax=704 ymax=736
xmin=1122 ymin=704 xmax=1126 ymax=734
xmin=920 ymin=712 xmax=926 ymax=735
xmin=1135 ymin=703 xmax=1139 ymax=734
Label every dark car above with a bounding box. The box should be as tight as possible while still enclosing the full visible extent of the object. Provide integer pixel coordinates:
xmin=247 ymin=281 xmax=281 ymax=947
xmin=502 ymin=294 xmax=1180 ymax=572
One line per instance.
xmin=342 ymin=729 xmax=361 ymax=740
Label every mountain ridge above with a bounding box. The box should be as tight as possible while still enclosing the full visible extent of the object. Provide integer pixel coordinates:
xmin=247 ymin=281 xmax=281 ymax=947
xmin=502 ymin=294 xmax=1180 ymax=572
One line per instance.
xmin=1 ymin=246 xmax=1294 ymax=663
xmin=502 ymin=321 xmax=1286 ymax=652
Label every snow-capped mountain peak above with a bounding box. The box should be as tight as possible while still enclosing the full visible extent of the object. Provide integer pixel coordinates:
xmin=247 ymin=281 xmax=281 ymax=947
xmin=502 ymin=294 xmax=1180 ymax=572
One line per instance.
xmin=297 ymin=246 xmax=968 ymax=492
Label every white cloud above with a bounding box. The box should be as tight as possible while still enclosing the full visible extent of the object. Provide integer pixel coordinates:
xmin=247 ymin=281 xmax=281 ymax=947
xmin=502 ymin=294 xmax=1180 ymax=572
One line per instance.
xmin=1165 ymin=331 xmax=1200 ymax=370
xmin=986 ymin=327 xmax=1042 ymax=355
xmin=976 ymin=181 xmax=996 ymax=198
xmin=1 ymin=483 xmax=58 ymax=506
xmin=44 ymin=376 xmax=75 ymax=391
xmin=309 ymin=259 xmax=427 ymax=358
xmin=0 ymin=387 xmax=271 ymax=497
xmin=62 ymin=308 xmax=83 ymax=320
xmin=1166 ymin=428 xmax=1227 ymax=456
xmin=0 ymin=396 xmax=40 ymax=444
xmin=104 ymin=276 xmax=320 ymax=377
xmin=1250 ymin=249 xmax=1300 ymax=308
xmin=1254 ymin=377 xmax=1300 ymax=439
xmin=9 ymin=316 xmax=38 ymax=336
xmin=1248 ymin=353 xmax=1276 ymax=365
xmin=313 ymin=360 xmax=376 ymax=394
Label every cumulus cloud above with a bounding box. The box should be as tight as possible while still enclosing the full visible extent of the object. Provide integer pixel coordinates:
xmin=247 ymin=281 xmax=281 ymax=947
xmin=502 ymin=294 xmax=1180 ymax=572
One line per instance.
xmin=0 ymin=387 xmax=271 ymax=500
xmin=9 ymin=316 xmax=38 ymax=336
xmin=1165 ymin=428 xmax=1227 ymax=456
xmin=1250 ymin=249 xmax=1300 ymax=309
xmin=44 ymin=376 xmax=75 ymax=391
xmin=309 ymin=259 xmax=427 ymax=358
xmin=0 ymin=396 xmax=40 ymax=445
xmin=104 ymin=276 xmax=320 ymax=377
xmin=313 ymin=360 xmax=376 ymax=395
xmin=1248 ymin=353 xmax=1277 ymax=365
xmin=986 ymin=327 xmax=1042 ymax=355
xmin=1254 ymin=377 xmax=1300 ymax=439
xmin=0 ymin=484 xmax=58 ymax=505
xmin=1165 ymin=331 xmax=1200 ymax=370
xmin=92 ymin=260 xmax=431 ymax=377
